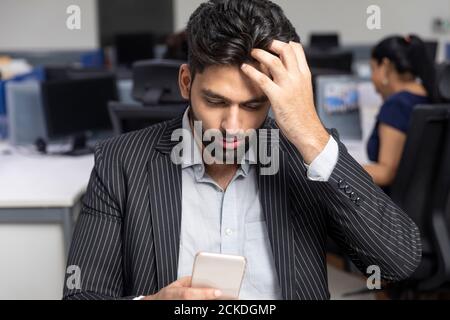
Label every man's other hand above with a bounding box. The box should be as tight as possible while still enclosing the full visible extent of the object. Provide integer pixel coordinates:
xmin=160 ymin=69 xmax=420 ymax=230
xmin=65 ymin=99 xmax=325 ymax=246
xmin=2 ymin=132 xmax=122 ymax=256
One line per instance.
xmin=143 ymin=276 xmax=223 ymax=300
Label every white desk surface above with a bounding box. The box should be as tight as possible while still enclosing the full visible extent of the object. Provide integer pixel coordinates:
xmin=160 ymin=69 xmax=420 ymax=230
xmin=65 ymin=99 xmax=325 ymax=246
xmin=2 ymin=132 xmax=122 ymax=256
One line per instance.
xmin=0 ymin=143 xmax=94 ymax=208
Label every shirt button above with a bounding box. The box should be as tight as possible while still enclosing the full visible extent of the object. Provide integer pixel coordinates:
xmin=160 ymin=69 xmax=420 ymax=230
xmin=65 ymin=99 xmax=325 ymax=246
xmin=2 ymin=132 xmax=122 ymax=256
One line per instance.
xmin=225 ymin=228 xmax=233 ymax=236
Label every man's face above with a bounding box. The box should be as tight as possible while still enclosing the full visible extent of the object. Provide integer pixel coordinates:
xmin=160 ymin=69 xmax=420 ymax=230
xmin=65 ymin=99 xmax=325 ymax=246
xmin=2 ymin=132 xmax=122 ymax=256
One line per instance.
xmin=178 ymin=63 xmax=271 ymax=153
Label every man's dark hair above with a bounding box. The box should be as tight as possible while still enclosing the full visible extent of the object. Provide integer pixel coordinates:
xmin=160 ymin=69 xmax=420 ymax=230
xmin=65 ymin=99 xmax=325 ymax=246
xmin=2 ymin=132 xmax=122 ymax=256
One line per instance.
xmin=186 ymin=0 xmax=300 ymax=78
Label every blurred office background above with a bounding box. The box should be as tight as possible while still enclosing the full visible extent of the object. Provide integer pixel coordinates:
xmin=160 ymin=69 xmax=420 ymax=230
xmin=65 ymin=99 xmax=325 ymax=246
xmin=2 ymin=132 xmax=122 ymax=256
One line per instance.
xmin=0 ymin=0 xmax=449 ymax=300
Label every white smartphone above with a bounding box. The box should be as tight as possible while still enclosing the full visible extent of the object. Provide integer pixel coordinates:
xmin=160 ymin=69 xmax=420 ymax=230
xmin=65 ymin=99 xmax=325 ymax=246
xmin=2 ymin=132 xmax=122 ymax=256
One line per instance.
xmin=191 ymin=252 xmax=247 ymax=299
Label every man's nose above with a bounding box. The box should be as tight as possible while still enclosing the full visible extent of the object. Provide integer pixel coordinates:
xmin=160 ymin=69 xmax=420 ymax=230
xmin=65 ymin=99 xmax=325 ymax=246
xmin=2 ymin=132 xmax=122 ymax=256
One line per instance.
xmin=222 ymin=105 xmax=242 ymax=136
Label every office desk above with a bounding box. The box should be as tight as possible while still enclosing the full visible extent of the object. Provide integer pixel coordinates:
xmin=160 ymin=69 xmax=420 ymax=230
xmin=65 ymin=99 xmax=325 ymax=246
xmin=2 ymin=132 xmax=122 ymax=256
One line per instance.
xmin=0 ymin=144 xmax=94 ymax=252
xmin=0 ymin=142 xmax=94 ymax=299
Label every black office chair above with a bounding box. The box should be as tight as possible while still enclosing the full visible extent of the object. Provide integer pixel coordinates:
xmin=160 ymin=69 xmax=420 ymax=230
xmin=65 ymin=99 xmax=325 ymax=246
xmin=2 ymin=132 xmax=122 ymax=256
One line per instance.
xmin=437 ymin=62 xmax=450 ymax=102
xmin=131 ymin=59 xmax=184 ymax=105
xmin=387 ymin=104 xmax=450 ymax=297
xmin=107 ymin=59 xmax=187 ymax=135
xmin=108 ymin=102 xmax=186 ymax=135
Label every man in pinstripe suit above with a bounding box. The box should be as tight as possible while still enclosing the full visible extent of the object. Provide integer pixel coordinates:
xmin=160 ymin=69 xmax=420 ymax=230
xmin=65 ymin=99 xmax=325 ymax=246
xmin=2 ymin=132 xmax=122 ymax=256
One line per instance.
xmin=63 ymin=0 xmax=421 ymax=300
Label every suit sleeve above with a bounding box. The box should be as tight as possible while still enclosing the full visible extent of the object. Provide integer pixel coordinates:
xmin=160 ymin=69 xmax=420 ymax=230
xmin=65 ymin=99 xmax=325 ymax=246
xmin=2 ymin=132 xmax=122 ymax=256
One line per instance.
xmin=313 ymin=129 xmax=422 ymax=282
xmin=63 ymin=143 xmax=131 ymax=300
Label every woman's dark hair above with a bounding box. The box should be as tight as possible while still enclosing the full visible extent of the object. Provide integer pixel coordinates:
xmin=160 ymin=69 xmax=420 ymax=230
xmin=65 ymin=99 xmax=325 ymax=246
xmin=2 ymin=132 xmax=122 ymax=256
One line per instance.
xmin=186 ymin=0 xmax=300 ymax=78
xmin=371 ymin=35 xmax=438 ymax=102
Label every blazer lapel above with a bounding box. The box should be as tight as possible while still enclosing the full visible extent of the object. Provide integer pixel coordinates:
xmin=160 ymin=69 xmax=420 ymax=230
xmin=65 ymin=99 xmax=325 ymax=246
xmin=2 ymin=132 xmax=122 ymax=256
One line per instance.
xmin=147 ymin=115 xmax=183 ymax=291
xmin=257 ymin=120 xmax=296 ymax=300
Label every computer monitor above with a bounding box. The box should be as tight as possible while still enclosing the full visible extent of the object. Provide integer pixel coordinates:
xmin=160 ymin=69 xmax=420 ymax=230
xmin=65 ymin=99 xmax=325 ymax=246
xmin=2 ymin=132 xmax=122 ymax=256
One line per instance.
xmin=309 ymin=33 xmax=340 ymax=50
xmin=132 ymin=59 xmax=185 ymax=105
xmin=41 ymin=75 xmax=118 ymax=153
xmin=44 ymin=65 xmax=113 ymax=81
xmin=424 ymin=40 xmax=438 ymax=62
xmin=108 ymin=102 xmax=186 ymax=135
xmin=115 ymin=33 xmax=155 ymax=68
xmin=305 ymin=50 xmax=354 ymax=74
xmin=315 ymin=75 xmax=362 ymax=140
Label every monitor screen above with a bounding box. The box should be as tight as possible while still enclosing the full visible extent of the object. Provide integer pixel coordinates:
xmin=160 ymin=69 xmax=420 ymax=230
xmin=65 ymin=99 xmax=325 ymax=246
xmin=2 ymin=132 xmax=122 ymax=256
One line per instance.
xmin=323 ymin=82 xmax=359 ymax=114
xmin=309 ymin=33 xmax=339 ymax=50
xmin=115 ymin=33 xmax=155 ymax=67
xmin=315 ymin=75 xmax=363 ymax=140
xmin=41 ymin=76 xmax=118 ymax=139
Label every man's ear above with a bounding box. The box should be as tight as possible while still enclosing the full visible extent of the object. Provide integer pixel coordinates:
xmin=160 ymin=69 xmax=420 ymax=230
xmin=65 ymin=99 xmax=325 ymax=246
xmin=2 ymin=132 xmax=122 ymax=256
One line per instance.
xmin=178 ymin=64 xmax=192 ymax=100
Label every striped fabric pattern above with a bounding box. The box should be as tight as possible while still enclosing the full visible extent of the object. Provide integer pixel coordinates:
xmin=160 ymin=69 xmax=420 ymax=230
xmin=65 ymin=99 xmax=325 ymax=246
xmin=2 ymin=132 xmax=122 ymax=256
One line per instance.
xmin=63 ymin=114 xmax=422 ymax=300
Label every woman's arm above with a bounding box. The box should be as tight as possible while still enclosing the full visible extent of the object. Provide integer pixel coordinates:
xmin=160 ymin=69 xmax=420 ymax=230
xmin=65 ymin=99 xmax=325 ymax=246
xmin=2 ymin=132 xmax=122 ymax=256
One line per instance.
xmin=364 ymin=123 xmax=406 ymax=186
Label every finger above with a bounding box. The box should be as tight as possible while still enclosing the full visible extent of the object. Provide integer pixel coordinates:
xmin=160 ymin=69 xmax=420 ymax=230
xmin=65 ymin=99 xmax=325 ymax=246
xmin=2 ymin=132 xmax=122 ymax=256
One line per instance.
xmin=250 ymin=48 xmax=286 ymax=82
xmin=176 ymin=287 xmax=222 ymax=300
xmin=289 ymin=41 xmax=310 ymax=74
xmin=269 ymin=40 xmax=299 ymax=73
xmin=241 ymin=63 xmax=280 ymax=99
xmin=170 ymin=276 xmax=192 ymax=288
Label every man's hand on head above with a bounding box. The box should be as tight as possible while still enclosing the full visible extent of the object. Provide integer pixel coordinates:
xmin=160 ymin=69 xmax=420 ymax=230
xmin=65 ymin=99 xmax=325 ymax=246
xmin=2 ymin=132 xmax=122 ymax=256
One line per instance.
xmin=241 ymin=40 xmax=330 ymax=164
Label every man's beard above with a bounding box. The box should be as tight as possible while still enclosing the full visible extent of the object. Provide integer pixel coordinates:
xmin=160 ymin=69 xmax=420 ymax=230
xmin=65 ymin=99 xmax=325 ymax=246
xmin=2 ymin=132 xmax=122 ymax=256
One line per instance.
xmin=187 ymin=101 xmax=254 ymax=165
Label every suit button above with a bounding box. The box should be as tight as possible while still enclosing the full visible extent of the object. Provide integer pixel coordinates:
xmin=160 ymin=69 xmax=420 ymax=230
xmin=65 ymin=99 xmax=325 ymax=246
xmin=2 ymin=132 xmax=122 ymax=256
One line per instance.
xmin=355 ymin=197 xmax=362 ymax=205
xmin=344 ymin=185 xmax=352 ymax=194
xmin=350 ymin=192 xmax=357 ymax=200
xmin=338 ymin=179 xmax=345 ymax=189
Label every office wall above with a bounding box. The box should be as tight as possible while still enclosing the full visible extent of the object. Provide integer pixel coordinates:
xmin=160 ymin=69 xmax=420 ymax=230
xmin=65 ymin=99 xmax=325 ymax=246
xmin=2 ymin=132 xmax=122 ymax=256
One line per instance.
xmin=174 ymin=0 xmax=450 ymax=59
xmin=0 ymin=0 xmax=98 ymax=51
xmin=2 ymin=0 xmax=448 ymax=53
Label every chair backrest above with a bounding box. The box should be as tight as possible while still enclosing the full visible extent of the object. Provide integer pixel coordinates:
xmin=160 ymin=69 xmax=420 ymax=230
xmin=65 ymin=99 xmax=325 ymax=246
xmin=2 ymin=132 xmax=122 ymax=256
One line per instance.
xmin=108 ymin=101 xmax=186 ymax=135
xmin=431 ymin=105 xmax=450 ymax=228
xmin=390 ymin=105 xmax=450 ymax=234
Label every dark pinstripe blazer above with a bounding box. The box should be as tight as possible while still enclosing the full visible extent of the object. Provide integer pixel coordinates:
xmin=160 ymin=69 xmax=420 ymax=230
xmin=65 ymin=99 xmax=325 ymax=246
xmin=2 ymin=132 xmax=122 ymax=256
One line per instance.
xmin=63 ymin=114 xmax=421 ymax=300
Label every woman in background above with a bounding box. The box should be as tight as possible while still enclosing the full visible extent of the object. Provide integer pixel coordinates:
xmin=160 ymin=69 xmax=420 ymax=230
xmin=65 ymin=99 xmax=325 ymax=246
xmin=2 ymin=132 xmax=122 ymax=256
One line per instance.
xmin=364 ymin=35 xmax=437 ymax=192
